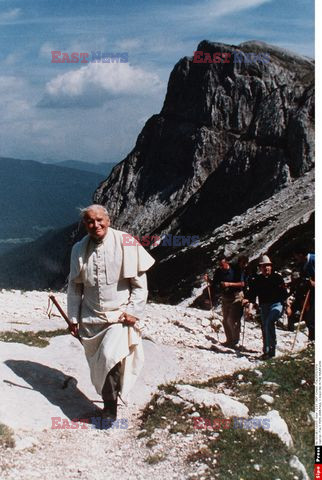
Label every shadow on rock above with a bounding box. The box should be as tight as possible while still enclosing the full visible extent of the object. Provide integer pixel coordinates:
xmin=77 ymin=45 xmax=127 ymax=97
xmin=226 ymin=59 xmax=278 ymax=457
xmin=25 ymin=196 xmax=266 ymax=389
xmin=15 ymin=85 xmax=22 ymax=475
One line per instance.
xmin=5 ymin=360 xmax=102 ymax=422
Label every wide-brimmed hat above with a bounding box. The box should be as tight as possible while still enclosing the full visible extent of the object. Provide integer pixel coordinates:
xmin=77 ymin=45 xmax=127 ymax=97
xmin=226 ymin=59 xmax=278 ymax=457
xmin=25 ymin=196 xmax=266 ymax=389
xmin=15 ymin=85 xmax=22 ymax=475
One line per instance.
xmin=258 ymin=255 xmax=272 ymax=265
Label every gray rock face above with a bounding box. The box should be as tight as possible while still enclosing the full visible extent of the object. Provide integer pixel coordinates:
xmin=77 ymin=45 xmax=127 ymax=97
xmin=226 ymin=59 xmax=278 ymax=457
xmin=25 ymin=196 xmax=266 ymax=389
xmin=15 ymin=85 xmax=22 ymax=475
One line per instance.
xmin=149 ymin=171 xmax=314 ymax=303
xmin=94 ymin=40 xmax=314 ymax=237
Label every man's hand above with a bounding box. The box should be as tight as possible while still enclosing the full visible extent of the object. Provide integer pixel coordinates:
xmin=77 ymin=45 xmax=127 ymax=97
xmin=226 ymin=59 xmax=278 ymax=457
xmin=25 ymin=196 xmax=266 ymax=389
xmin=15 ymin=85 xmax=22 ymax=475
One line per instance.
xmin=69 ymin=323 xmax=79 ymax=338
xmin=221 ymin=282 xmax=231 ymax=288
xmin=118 ymin=312 xmax=138 ymax=326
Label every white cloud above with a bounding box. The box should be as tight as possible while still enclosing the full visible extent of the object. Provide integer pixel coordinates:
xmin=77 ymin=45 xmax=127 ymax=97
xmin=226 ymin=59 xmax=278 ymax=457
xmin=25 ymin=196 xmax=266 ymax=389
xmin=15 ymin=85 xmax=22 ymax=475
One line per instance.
xmin=171 ymin=0 xmax=272 ymax=24
xmin=207 ymin=0 xmax=272 ymax=17
xmin=0 ymin=72 xmax=164 ymax=163
xmin=0 ymin=8 xmax=21 ymax=22
xmin=39 ymin=62 xmax=163 ymax=108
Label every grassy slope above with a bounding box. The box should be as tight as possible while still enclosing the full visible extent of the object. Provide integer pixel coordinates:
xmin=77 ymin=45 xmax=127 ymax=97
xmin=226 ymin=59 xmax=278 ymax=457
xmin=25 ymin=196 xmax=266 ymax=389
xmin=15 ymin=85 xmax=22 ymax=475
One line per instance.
xmin=0 ymin=329 xmax=69 ymax=348
xmin=139 ymin=346 xmax=314 ymax=479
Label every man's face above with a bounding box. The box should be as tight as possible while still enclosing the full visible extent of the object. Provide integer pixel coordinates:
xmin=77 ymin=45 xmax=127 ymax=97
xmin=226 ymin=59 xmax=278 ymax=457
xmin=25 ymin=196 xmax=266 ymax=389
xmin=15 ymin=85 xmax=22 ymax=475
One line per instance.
xmin=260 ymin=264 xmax=272 ymax=276
xmin=83 ymin=209 xmax=110 ymax=241
xmin=219 ymin=259 xmax=230 ymax=271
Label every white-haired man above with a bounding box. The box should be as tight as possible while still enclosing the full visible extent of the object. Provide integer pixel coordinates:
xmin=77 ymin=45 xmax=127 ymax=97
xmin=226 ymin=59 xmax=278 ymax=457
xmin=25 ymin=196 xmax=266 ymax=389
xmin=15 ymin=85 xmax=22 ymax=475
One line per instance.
xmin=67 ymin=204 xmax=155 ymax=420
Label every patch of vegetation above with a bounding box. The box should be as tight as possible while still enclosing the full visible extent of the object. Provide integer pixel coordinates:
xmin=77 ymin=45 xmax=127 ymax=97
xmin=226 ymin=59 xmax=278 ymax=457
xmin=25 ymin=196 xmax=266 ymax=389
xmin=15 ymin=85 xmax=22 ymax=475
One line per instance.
xmin=144 ymin=453 xmax=166 ymax=464
xmin=139 ymin=395 xmax=188 ymax=438
xmin=139 ymin=346 xmax=314 ymax=479
xmin=0 ymin=329 xmax=69 ymax=348
xmin=198 ymin=346 xmax=315 ymax=477
xmin=0 ymin=423 xmax=15 ymax=448
xmin=187 ymin=446 xmax=213 ymax=463
xmin=214 ymin=427 xmax=293 ymax=479
xmin=146 ymin=439 xmax=158 ymax=449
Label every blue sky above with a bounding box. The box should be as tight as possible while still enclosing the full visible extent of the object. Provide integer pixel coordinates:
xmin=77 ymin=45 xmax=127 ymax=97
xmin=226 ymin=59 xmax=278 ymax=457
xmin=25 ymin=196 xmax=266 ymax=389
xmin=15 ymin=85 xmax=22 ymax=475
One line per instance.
xmin=0 ymin=0 xmax=314 ymax=164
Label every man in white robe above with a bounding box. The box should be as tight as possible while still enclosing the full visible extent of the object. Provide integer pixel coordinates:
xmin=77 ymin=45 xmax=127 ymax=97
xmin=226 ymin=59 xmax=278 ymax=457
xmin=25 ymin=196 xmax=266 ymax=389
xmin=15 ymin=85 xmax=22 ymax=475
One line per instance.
xmin=67 ymin=204 xmax=155 ymax=419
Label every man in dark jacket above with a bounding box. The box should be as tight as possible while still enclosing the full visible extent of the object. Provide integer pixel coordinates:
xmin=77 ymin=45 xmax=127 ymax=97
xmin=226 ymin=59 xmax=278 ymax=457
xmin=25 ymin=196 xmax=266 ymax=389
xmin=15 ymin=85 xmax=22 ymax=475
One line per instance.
xmin=206 ymin=256 xmax=246 ymax=348
xmin=245 ymin=255 xmax=288 ymax=359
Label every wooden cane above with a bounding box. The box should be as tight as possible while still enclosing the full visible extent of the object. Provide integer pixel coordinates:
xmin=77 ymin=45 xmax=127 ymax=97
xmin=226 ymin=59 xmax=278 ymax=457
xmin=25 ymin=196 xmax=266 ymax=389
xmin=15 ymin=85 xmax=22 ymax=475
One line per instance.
xmin=48 ymin=294 xmax=82 ymax=343
xmin=205 ymin=277 xmax=221 ymax=340
xmin=291 ymin=289 xmax=310 ymax=352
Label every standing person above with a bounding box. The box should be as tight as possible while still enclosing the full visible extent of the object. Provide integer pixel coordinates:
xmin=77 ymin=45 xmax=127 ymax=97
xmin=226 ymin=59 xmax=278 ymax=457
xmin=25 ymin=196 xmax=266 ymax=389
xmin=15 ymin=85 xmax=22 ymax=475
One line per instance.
xmin=206 ymin=256 xmax=245 ymax=348
xmin=245 ymin=255 xmax=288 ymax=359
xmin=67 ymin=205 xmax=155 ymax=420
xmin=293 ymin=247 xmax=315 ymax=341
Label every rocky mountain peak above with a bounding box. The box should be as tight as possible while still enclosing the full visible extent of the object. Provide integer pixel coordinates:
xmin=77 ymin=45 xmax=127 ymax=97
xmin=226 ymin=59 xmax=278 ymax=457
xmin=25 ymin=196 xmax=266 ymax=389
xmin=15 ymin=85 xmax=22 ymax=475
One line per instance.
xmin=94 ymin=40 xmax=314 ymax=240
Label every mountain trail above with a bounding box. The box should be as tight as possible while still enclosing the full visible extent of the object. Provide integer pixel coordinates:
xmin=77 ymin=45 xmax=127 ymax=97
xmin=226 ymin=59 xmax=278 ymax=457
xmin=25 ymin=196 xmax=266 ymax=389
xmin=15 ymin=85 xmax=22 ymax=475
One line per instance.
xmin=0 ymin=290 xmax=308 ymax=479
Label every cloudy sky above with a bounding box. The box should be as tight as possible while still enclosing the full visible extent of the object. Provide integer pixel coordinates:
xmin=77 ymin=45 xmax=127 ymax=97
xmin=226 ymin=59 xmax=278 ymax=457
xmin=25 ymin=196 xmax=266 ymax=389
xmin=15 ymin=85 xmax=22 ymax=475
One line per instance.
xmin=0 ymin=0 xmax=314 ymax=164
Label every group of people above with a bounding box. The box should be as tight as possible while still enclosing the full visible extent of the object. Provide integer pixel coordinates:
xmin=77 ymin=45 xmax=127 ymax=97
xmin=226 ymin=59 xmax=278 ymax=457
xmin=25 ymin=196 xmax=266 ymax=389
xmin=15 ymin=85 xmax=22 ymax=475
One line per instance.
xmin=66 ymin=204 xmax=315 ymax=421
xmin=205 ymin=250 xmax=315 ymax=359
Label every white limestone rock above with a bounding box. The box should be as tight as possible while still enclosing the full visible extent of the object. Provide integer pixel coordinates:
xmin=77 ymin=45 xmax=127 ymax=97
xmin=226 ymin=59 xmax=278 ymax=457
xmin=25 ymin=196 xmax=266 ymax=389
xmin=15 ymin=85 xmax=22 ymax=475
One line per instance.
xmin=201 ymin=319 xmax=211 ymax=327
xmin=14 ymin=435 xmax=39 ymax=451
xmin=260 ymin=394 xmax=274 ymax=404
xmin=263 ymin=381 xmax=279 ymax=387
xmin=175 ymin=384 xmax=249 ymax=418
xmin=289 ymin=455 xmax=310 ymax=480
xmin=266 ymin=410 xmax=293 ymax=447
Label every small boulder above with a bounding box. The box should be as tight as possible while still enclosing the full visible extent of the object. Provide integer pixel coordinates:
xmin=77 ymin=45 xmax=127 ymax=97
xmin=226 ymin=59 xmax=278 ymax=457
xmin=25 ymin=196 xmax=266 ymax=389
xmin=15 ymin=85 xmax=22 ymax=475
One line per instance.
xmin=260 ymin=394 xmax=274 ymax=404
xmin=266 ymin=410 xmax=293 ymax=448
xmin=201 ymin=319 xmax=211 ymax=327
xmin=289 ymin=455 xmax=310 ymax=480
xmin=175 ymin=384 xmax=249 ymax=417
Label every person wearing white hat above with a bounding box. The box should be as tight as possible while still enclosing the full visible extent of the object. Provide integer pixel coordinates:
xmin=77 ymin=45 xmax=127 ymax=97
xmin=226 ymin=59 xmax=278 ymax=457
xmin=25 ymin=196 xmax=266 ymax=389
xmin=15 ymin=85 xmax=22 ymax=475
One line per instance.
xmin=245 ymin=255 xmax=288 ymax=359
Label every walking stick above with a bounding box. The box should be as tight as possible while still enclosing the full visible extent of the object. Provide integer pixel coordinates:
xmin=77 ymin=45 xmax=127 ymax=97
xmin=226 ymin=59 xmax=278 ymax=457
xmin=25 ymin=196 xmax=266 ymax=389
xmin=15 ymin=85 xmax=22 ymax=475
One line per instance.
xmin=241 ymin=309 xmax=246 ymax=348
xmin=48 ymin=294 xmax=82 ymax=343
xmin=205 ymin=276 xmax=220 ymax=340
xmin=206 ymin=282 xmax=215 ymax=319
xmin=291 ymin=289 xmax=310 ymax=352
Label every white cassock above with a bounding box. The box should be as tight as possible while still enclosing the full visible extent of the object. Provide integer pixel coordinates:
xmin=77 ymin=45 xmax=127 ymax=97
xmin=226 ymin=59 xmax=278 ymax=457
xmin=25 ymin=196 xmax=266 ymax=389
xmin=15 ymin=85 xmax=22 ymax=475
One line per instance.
xmin=67 ymin=227 xmax=155 ymax=399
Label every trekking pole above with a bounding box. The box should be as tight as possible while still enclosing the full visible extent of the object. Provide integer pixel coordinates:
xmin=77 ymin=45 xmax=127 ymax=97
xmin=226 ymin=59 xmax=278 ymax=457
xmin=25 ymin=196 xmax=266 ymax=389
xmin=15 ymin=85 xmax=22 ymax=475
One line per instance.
xmin=241 ymin=308 xmax=246 ymax=348
xmin=205 ymin=275 xmax=220 ymax=340
xmin=48 ymin=294 xmax=82 ymax=343
xmin=291 ymin=289 xmax=310 ymax=352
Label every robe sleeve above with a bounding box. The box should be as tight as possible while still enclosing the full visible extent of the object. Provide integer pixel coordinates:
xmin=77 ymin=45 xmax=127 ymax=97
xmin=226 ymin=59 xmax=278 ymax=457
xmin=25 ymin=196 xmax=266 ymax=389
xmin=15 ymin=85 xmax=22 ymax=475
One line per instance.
xmin=124 ymin=272 xmax=148 ymax=319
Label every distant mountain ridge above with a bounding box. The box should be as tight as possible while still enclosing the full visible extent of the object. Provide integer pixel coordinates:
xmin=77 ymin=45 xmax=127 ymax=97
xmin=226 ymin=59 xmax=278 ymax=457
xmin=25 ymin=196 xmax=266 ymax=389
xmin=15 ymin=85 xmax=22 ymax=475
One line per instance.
xmin=0 ymin=157 xmax=105 ymax=241
xmin=52 ymin=160 xmax=117 ymax=176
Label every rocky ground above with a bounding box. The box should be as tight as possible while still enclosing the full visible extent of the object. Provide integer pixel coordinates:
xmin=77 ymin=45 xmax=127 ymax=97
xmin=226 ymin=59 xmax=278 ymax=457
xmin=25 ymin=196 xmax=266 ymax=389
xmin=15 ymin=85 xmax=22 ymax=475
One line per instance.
xmin=0 ymin=289 xmax=309 ymax=480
